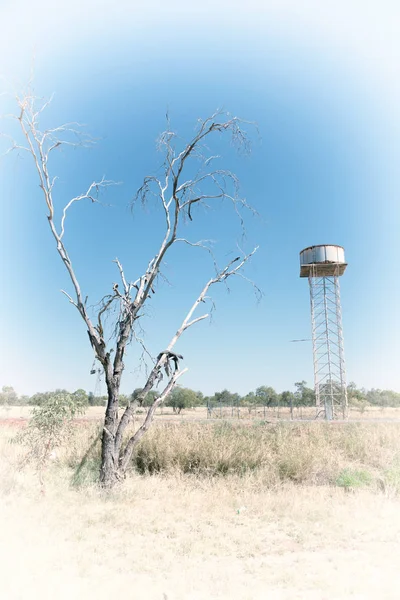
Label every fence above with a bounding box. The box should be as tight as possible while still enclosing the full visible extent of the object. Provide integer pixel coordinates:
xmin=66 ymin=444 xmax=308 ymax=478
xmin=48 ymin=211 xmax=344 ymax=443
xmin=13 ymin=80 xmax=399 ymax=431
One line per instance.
xmin=206 ymin=400 xmax=318 ymax=421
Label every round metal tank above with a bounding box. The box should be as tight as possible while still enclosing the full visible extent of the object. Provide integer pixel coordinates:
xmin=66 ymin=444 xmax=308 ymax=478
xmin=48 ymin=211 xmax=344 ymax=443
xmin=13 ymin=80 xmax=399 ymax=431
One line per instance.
xmin=299 ymin=245 xmax=347 ymax=277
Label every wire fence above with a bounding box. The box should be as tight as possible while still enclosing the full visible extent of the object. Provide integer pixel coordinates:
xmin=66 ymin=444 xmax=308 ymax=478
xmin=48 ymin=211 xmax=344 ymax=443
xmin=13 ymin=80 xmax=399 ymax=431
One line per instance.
xmin=206 ymin=400 xmax=318 ymax=421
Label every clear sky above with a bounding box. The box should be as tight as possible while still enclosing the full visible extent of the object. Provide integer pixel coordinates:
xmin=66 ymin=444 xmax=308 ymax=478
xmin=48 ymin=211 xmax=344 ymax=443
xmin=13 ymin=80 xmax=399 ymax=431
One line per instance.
xmin=1 ymin=0 xmax=400 ymax=397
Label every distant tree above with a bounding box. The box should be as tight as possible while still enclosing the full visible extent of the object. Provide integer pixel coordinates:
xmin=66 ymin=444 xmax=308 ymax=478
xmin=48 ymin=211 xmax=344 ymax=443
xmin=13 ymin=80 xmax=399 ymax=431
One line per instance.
xmin=294 ymin=381 xmax=315 ymax=406
xmin=88 ymin=391 xmax=106 ymax=406
xmin=365 ymin=388 xmax=400 ymax=408
xmin=9 ymin=90 xmax=257 ymax=487
xmin=347 ymin=382 xmax=367 ymax=408
xmin=71 ymin=389 xmax=89 ymax=408
xmin=166 ymin=387 xmax=199 ymax=414
xmin=19 ymin=395 xmax=31 ymax=406
xmin=255 ymin=385 xmax=279 ymax=407
xmin=385 ymin=390 xmax=400 ymax=407
xmin=96 ymin=396 xmax=108 ymax=407
xmin=131 ymin=388 xmax=158 ymax=408
xmin=280 ymin=390 xmax=295 ymax=407
xmin=30 ymin=389 xmax=69 ymax=406
xmin=194 ymin=391 xmax=205 ymax=407
xmin=0 ymin=386 xmax=18 ymax=406
xmin=119 ymin=394 xmax=130 ymax=408
xmin=203 ymin=395 xmax=212 ymax=408
xmin=242 ymin=391 xmax=257 ymax=405
xmin=240 ymin=391 xmax=257 ymax=414
xmin=213 ymin=389 xmax=241 ymax=405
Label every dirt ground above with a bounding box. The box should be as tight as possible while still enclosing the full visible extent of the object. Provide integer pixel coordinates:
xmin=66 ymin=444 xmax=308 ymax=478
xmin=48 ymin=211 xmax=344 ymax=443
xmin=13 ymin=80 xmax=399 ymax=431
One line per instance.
xmin=1 ymin=480 xmax=400 ymax=600
xmin=1 ymin=467 xmax=400 ymax=599
xmin=1 ymin=409 xmax=400 ymax=599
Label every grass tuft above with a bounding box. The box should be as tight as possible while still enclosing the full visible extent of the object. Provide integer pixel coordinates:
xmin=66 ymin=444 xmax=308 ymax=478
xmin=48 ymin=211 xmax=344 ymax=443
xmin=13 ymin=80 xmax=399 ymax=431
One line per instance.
xmin=335 ymin=468 xmax=373 ymax=490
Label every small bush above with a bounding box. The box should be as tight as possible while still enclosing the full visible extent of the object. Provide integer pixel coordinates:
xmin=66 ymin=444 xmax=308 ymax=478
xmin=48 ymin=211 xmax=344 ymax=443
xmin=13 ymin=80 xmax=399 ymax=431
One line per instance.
xmin=383 ymin=465 xmax=400 ymax=494
xmin=336 ymin=468 xmax=373 ymax=490
xmin=12 ymin=392 xmax=86 ymax=485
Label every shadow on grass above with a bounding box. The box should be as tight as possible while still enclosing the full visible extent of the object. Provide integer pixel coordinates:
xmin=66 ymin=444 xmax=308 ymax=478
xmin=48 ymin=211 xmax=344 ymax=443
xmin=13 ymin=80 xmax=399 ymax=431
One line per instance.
xmin=71 ymin=429 xmax=102 ymax=488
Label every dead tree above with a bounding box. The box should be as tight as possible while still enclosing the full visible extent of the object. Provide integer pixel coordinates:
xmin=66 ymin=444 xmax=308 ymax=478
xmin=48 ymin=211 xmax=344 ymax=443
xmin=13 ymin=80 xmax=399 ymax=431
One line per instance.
xmin=6 ymin=88 xmax=258 ymax=487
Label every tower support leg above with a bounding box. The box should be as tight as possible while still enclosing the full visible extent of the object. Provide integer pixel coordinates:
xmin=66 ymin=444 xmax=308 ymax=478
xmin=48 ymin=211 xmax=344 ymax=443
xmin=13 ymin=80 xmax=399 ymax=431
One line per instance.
xmin=308 ymin=268 xmax=348 ymax=420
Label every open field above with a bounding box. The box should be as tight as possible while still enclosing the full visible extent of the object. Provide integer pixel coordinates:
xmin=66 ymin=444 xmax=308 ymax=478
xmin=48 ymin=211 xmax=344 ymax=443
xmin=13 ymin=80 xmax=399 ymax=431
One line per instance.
xmin=1 ymin=418 xmax=400 ymax=599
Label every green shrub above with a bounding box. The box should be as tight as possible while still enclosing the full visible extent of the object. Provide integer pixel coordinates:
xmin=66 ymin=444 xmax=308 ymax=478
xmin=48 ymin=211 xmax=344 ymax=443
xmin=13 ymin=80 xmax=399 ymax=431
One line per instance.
xmin=336 ymin=468 xmax=373 ymax=490
xmin=383 ymin=465 xmax=400 ymax=494
xmin=13 ymin=391 xmax=86 ymax=484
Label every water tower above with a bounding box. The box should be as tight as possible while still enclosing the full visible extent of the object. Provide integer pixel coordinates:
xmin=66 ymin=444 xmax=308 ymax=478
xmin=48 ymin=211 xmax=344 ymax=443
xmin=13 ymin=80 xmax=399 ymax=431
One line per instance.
xmin=300 ymin=245 xmax=348 ymax=420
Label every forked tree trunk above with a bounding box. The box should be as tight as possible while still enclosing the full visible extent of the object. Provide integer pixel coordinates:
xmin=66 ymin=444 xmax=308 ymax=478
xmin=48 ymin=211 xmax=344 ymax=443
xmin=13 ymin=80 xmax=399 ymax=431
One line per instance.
xmin=98 ymin=360 xmax=187 ymax=487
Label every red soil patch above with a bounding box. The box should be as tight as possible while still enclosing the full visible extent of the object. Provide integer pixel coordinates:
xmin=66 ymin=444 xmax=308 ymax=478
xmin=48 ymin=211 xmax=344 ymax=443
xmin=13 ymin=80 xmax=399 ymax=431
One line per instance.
xmin=0 ymin=418 xmax=27 ymax=428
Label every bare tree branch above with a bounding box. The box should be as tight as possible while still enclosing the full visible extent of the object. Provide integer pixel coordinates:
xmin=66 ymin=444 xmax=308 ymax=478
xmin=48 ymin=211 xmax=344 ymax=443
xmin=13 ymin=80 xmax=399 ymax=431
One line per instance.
xmin=60 ymin=289 xmax=77 ymax=307
xmin=113 ymin=258 xmax=130 ymax=295
xmin=115 ymin=247 xmax=258 ymax=468
xmin=118 ymin=367 xmax=188 ymax=472
xmin=175 ymin=238 xmax=218 ymax=272
xmin=168 ymin=248 xmax=258 ymax=348
xmin=12 ymin=91 xmax=113 ymax=370
xmin=60 ymin=178 xmax=116 ymax=239
xmin=127 ymin=112 xmax=257 ymax=324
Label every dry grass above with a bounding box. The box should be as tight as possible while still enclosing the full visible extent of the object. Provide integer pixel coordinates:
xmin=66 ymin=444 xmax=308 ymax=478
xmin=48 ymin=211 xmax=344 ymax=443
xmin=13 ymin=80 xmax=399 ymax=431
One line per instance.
xmin=3 ymin=404 xmax=400 ymax=424
xmin=2 ymin=420 xmax=400 ymax=599
xmin=130 ymin=421 xmax=400 ymax=487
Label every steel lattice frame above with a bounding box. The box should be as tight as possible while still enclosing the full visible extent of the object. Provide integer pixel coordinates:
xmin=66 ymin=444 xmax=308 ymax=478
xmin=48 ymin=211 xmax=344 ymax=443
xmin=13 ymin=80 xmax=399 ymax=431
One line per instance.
xmin=308 ymin=264 xmax=348 ymax=419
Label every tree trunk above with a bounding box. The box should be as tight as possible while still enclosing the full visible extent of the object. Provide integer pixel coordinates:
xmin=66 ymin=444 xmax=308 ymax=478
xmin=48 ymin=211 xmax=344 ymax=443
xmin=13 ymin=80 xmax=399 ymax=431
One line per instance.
xmin=99 ymin=431 xmax=120 ymax=487
xmin=99 ymin=379 xmax=121 ymax=487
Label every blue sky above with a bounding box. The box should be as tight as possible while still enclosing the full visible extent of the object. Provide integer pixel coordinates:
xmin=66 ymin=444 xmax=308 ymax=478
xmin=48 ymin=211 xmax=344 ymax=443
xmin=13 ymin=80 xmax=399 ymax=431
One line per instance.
xmin=1 ymin=0 xmax=400 ymax=396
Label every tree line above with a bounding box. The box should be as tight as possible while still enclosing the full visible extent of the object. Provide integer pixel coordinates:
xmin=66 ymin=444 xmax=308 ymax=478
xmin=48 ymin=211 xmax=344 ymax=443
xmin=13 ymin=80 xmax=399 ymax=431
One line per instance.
xmin=2 ymin=381 xmax=400 ymax=412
